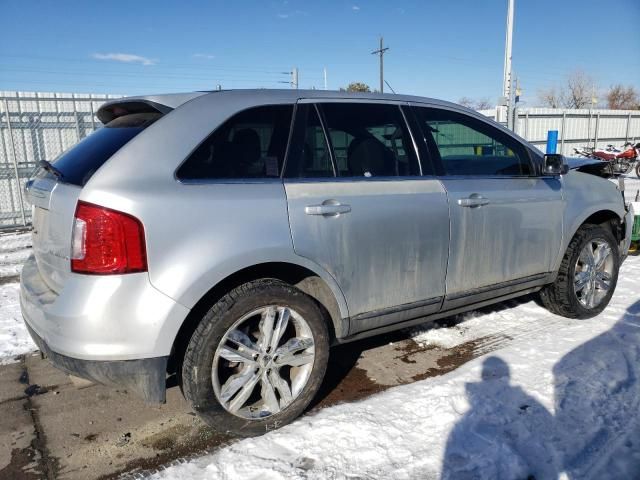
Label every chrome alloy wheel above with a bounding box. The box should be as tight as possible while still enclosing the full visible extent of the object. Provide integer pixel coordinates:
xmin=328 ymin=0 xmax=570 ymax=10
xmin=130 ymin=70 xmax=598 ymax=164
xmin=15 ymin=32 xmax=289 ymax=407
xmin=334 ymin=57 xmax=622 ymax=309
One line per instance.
xmin=574 ymin=239 xmax=614 ymax=309
xmin=211 ymin=306 xmax=315 ymax=419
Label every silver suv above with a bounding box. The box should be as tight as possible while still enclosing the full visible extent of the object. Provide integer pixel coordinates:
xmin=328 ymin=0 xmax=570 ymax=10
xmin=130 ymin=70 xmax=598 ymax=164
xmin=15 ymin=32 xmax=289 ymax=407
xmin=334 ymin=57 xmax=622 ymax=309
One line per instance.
xmin=21 ymin=90 xmax=634 ymax=436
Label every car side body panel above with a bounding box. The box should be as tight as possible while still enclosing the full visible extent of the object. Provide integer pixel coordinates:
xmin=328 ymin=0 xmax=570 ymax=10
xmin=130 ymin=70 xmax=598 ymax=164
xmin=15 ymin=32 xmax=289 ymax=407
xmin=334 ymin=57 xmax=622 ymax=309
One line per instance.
xmin=556 ymin=170 xmax=627 ymax=269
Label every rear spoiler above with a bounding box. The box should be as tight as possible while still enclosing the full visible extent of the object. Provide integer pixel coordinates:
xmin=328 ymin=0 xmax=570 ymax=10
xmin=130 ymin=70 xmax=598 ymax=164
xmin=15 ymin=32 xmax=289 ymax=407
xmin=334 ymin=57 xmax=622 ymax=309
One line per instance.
xmin=96 ymin=92 xmax=207 ymax=124
xmin=96 ymin=99 xmax=172 ymax=124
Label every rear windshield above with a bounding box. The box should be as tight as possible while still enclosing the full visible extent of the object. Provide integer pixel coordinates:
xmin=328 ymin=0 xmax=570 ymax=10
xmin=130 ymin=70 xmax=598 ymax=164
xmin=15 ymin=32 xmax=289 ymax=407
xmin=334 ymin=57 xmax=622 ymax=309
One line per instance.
xmin=51 ymin=112 xmax=161 ymax=186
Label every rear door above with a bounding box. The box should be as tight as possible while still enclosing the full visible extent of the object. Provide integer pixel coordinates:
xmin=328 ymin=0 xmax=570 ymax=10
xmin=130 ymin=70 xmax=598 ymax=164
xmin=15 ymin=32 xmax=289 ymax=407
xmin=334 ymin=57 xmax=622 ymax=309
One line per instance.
xmin=284 ymin=101 xmax=450 ymax=334
xmin=27 ymin=111 xmax=162 ymax=292
xmin=411 ymin=105 xmax=563 ymax=309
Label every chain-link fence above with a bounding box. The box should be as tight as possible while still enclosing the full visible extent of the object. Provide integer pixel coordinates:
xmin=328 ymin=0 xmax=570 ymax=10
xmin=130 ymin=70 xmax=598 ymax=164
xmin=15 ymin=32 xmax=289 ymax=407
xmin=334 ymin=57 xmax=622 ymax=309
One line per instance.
xmin=2 ymin=91 xmax=640 ymax=231
xmin=0 ymin=92 xmax=122 ymax=231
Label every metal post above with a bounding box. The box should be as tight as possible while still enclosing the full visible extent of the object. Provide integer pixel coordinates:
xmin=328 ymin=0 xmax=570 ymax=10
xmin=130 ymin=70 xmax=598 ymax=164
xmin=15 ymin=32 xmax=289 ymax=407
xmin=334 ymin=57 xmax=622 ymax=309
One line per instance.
xmin=503 ymin=0 xmax=515 ymax=129
xmin=524 ymin=111 xmax=529 ymax=139
xmin=34 ymin=92 xmax=44 ymax=164
xmin=291 ymin=68 xmax=299 ymax=89
xmin=2 ymin=98 xmax=27 ymax=226
xmin=587 ymin=108 xmax=592 ymax=148
xmin=323 ymin=67 xmax=328 ymax=90
xmin=72 ymin=97 xmax=82 ymax=142
xmin=89 ymin=100 xmax=96 ymax=131
xmin=560 ymin=111 xmax=566 ymax=155
xmin=0 ymin=99 xmax=17 ymax=217
xmin=371 ymin=36 xmax=389 ymax=93
xmin=594 ymin=113 xmax=600 ymax=148
xmin=54 ymin=93 xmax=64 ymax=153
xmin=625 ymin=112 xmax=631 ymax=143
xmin=379 ymin=37 xmax=384 ymax=93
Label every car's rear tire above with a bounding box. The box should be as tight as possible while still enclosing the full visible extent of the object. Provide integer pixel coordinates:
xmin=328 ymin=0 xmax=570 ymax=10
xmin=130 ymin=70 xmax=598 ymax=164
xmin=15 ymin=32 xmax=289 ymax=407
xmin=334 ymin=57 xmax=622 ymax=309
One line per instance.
xmin=181 ymin=279 xmax=329 ymax=437
xmin=539 ymin=224 xmax=619 ymax=319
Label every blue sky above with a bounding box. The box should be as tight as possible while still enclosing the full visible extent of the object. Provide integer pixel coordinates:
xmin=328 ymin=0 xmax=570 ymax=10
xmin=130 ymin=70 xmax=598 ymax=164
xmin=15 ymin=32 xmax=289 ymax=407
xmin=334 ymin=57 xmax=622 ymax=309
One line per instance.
xmin=1 ymin=0 xmax=638 ymax=105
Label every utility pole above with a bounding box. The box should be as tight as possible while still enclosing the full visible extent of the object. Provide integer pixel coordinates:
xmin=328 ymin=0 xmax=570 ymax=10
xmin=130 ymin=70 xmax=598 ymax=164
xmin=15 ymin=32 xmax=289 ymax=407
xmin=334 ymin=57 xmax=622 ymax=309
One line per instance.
xmin=371 ymin=36 xmax=389 ymax=93
xmin=323 ymin=67 xmax=328 ymax=90
xmin=278 ymin=68 xmax=299 ymax=89
xmin=502 ymin=0 xmax=515 ymax=129
xmin=513 ymin=76 xmax=521 ymax=133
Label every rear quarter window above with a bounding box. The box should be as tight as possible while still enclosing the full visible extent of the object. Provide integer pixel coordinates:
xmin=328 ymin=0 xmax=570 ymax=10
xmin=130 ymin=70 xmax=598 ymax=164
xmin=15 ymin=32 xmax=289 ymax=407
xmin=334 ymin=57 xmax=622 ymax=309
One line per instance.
xmin=51 ymin=112 xmax=161 ymax=186
xmin=176 ymin=105 xmax=294 ymax=181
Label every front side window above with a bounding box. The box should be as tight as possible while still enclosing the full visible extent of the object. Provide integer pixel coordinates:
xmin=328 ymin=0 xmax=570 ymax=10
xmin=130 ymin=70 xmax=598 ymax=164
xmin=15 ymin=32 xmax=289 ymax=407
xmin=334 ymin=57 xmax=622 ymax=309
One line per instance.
xmin=413 ymin=107 xmax=533 ymax=176
xmin=320 ymin=103 xmax=420 ymax=178
xmin=177 ymin=105 xmax=293 ymax=180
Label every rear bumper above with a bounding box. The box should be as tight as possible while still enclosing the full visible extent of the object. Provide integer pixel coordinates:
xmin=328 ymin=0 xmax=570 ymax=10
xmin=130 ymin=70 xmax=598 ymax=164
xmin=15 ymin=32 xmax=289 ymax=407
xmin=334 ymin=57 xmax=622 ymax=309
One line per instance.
xmin=25 ymin=322 xmax=167 ymax=403
xmin=20 ymin=254 xmax=190 ymax=361
xmin=20 ymin=254 xmax=191 ymax=403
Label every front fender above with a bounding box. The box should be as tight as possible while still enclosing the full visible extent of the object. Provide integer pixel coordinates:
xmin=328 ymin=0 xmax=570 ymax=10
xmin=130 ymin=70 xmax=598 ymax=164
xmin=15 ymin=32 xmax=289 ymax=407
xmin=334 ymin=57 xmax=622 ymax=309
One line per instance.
xmin=554 ymin=172 xmax=626 ymax=270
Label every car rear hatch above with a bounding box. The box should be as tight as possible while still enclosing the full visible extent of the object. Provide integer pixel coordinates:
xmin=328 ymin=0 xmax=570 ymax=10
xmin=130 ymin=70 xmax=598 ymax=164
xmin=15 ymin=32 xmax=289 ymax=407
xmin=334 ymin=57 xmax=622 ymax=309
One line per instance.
xmin=25 ymin=98 xmax=180 ymax=293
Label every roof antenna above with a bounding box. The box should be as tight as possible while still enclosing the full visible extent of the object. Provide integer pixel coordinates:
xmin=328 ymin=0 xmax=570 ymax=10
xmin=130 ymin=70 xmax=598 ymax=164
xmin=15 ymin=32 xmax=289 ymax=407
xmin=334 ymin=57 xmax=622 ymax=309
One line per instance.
xmin=384 ymin=80 xmax=396 ymax=94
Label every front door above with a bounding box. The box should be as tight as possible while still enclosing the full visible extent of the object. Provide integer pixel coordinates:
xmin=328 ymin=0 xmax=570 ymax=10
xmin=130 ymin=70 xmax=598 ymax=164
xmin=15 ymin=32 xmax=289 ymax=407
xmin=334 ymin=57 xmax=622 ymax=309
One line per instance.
xmin=284 ymin=101 xmax=450 ymax=334
xmin=411 ymin=105 xmax=563 ymax=308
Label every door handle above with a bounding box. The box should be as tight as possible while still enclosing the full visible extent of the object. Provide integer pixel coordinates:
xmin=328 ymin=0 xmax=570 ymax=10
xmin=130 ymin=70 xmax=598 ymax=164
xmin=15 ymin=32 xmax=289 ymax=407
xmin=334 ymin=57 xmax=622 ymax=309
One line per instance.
xmin=305 ymin=200 xmax=351 ymax=217
xmin=457 ymin=195 xmax=490 ymax=208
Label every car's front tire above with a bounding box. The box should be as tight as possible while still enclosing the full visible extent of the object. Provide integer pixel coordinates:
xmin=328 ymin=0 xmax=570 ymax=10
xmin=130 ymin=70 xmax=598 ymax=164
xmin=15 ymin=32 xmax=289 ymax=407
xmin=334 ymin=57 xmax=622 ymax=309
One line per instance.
xmin=540 ymin=224 xmax=619 ymax=319
xmin=181 ymin=279 xmax=329 ymax=436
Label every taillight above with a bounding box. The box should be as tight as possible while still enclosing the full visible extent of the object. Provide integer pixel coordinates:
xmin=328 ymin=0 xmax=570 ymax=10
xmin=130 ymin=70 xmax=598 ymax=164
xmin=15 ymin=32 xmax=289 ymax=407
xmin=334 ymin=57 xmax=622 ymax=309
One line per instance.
xmin=71 ymin=201 xmax=147 ymax=274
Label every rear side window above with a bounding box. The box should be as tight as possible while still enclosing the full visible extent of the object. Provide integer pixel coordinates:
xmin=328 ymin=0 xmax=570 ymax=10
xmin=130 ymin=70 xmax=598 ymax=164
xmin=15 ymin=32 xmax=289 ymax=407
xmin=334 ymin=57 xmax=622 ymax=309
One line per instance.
xmin=177 ymin=105 xmax=293 ymax=180
xmin=321 ymin=103 xmax=420 ymax=178
xmin=413 ymin=107 xmax=532 ymax=176
xmin=52 ymin=112 xmax=160 ymax=186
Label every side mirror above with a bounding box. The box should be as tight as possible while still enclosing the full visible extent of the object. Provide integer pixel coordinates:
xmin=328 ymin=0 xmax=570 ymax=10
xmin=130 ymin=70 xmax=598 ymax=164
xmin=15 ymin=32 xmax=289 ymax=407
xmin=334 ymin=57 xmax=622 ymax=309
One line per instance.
xmin=543 ymin=154 xmax=569 ymax=175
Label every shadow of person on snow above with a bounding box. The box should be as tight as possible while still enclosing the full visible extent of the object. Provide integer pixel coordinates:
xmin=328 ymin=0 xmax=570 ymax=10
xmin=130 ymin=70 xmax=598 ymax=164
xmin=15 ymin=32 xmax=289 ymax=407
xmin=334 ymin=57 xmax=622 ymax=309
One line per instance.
xmin=440 ymin=357 xmax=560 ymax=480
xmin=441 ymin=300 xmax=640 ymax=480
xmin=553 ymin=299 xmax=640 ymax=479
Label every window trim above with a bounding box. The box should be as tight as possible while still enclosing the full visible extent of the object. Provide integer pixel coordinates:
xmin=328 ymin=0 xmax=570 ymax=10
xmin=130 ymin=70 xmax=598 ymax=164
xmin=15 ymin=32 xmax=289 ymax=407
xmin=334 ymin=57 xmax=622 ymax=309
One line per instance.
xmin=410 ymin=104 xmax=538 ymax=179
xmin=282 ymin=103 xmax=337 ymax=179
xmin=315 ymin=104 xmax=339 ymax=177
xmin=174 ymin=103 xmax=295 ymax=185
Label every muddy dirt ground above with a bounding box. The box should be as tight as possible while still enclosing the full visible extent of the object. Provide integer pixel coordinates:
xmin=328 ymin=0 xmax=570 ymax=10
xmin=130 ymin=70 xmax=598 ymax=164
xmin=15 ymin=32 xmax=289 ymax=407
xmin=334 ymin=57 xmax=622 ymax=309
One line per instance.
xmin=0 ymin=305 xmax=516 ymax=480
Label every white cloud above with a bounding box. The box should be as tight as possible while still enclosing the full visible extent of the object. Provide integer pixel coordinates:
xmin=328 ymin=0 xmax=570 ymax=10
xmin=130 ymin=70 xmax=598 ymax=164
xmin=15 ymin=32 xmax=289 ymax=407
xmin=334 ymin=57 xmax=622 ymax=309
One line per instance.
xmin=352 ymin=5 xmax=360 ymax=11
xmin=92 ymin=52 xmax=156 ymax=66
xmin=193 ymin=53 xmax=215 ymax=60
xmin=276 ymin=10 xmax=307 ymax=19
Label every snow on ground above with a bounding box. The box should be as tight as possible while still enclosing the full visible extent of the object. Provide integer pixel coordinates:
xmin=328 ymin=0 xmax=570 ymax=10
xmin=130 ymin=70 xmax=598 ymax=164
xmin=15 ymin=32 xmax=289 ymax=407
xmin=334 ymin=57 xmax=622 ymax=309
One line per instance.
xmin=0 ymin=231 xmax=36 ymax=364
xmin=408 ymin=298 xmax=553 ymax=350
xmin=624 ymin=174 xmax=640 ymax=203
xmin=152 ymin=255 xmax=640 ymax=480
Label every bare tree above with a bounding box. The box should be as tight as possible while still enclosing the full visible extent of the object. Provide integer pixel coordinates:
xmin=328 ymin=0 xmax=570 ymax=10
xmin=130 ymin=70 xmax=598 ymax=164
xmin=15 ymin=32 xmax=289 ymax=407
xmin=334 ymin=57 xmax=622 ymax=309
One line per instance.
xmin=565 ymin=70 xmax=596 ymax=108
xmin=606 ymin=84 xmax=640 ymax=109
xmin=457 ymin=97 xmax=493 ymax=110
xmin=457 ymin=96 xmax=475 ymax=108
xmin=536 ymin=70 xmax=598 ymax=108
xmin=537 ymin=86 xmax=563 ymax=108
xmin=475 ymin=98 xmax=493 ymax=110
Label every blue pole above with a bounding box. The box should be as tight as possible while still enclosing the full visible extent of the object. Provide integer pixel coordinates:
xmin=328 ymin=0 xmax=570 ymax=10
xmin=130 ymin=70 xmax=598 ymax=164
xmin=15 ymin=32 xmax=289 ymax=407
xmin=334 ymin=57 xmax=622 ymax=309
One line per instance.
xmin=546 ymin=130 xmax=558 ymax=154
